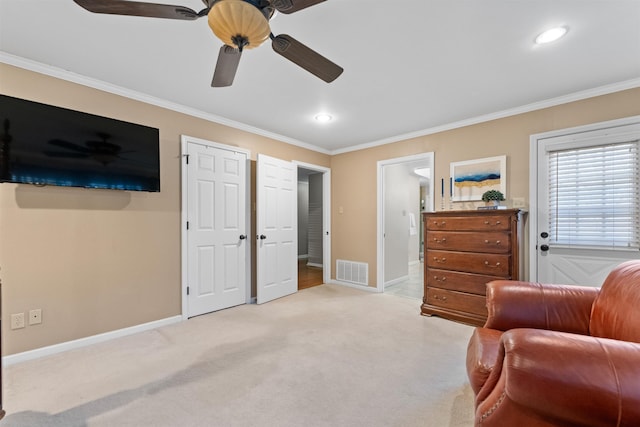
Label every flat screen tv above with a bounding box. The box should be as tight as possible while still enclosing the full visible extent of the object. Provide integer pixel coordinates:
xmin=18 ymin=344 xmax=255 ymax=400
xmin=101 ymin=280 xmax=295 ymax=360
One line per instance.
xmin=0 ymin=94 xmax=160 ymax=192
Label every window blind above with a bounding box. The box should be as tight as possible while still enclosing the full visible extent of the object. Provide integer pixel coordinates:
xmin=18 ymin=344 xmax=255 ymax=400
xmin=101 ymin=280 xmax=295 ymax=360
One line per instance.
xmin=548 ymin=140 xmax=640 ymax=249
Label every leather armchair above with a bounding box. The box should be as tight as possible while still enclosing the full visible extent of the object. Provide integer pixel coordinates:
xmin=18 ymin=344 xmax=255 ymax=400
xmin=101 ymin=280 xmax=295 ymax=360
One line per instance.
xmin=466 ymin=260 xmax=640 ymax=426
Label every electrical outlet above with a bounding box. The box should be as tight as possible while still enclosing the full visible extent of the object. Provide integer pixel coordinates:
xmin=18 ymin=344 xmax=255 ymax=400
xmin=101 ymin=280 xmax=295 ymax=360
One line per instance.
xmin=29 ymin=309 xmax=42 ymax=325
xmin=11 ymin=313 xmax=25 ymax=330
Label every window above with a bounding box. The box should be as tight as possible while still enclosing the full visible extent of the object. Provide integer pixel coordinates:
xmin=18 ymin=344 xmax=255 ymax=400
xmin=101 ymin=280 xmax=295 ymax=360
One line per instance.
xmin=548 ymin=139 xmax=640 ymax=249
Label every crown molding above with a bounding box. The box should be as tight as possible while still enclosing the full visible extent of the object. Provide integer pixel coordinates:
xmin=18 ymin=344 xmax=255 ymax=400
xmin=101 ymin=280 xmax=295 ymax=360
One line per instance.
xmin=2 ymin=52 xmax=637 ymax=157
xmin=331 ymin=77 xmax=640 ymax=155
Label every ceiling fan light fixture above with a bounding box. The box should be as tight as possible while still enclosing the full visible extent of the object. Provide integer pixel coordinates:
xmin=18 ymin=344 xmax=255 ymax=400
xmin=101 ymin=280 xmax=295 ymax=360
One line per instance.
xmin=208 ymin=0 xmax=271 ymax=50
xmin=535 ymin=26 xmax=568 ymax=45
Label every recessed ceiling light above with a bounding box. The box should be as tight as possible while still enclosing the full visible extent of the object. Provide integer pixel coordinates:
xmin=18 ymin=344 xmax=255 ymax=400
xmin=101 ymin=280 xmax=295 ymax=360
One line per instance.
xmin=535 ymin=26 xmax=568 ymax=45
xmin=314 ymin=113 xmax=333 ymax=123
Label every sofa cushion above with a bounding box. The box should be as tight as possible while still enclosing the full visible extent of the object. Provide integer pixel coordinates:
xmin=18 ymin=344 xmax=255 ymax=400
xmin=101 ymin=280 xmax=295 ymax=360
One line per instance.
xmin=591 ymin=260 xmax=640 ymax=343
xmin=485 ymin=281 xmax=597 ymax=334
xmin=466 ymin=327 xmax=503 ymax=395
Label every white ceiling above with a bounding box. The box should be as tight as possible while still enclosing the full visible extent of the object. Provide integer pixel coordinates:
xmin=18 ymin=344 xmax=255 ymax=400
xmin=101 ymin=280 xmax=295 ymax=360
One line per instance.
xmin=1 ymin=1 xmax=639 ymax=154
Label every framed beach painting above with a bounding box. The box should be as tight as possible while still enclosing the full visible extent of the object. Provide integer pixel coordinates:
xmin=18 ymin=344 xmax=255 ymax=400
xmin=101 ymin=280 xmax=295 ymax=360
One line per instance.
xmin=450 ymin=155 xmax=506 ymax=201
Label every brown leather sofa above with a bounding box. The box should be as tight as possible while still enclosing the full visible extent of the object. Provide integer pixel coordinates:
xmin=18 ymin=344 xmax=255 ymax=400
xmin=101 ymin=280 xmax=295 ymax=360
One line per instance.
xmin=466 ymin=260 xmax=640 ymax=426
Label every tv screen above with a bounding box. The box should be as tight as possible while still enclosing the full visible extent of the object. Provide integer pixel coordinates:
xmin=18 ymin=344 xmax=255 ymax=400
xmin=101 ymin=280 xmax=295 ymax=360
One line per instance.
xmin=0 ymin=94 xmax=160 ymax=192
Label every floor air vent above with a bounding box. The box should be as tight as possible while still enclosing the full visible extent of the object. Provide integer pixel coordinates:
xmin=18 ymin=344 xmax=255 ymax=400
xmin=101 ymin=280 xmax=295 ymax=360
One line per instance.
xmin=336 ymin=260 xmax=369 ymax=286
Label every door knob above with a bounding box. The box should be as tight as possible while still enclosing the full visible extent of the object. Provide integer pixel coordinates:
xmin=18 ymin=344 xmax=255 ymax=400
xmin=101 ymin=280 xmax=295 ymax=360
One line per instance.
xmin=239 ymin=235 xmax=246 ymax=240
xmin=259 ymin=234 xmax=267 ymax=240
xmin=540 ymin=244 xmax=550 ymax=252
xmin=540 ymin=232 xmax=549 ymax=238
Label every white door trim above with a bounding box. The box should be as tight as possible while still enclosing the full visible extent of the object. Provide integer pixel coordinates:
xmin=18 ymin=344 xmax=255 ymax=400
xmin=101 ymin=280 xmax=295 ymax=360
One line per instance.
xmin=528 ymin=115 xmax=640 ymax=281
xmin=180 ymin=135 xmax=251 ymax=320
xmin=293 ymin=161 xmax=332 ymax=284
xmin=376 ymin=152 xmax=435 ymax=292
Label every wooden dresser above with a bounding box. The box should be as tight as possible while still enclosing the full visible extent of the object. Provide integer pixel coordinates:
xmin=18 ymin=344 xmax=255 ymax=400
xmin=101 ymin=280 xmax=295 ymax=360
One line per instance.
xmin=422 ymin=209 xmax=525 ymax=326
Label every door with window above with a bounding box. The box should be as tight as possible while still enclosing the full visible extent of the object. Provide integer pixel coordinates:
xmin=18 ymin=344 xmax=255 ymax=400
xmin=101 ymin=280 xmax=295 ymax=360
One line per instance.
xmin=534 ymin=120 xmax=640 ymax=286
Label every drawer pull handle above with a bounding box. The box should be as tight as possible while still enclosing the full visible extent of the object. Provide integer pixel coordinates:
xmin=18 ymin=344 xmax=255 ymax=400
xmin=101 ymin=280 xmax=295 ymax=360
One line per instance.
xmin=433 ymin=257 xmax=446 ymax=263
xmin=484 ymin=240 xmax=502 ymax=245
xmin=433 ymin=276 xmax=446 ymax=282
xmin=433 ymin=221 xmax=446 ymax=227
xmin=484 ymin=261 xmax=501 ymax=268
xmin=484 ymin=220 xmax=502 ymax=226
xmin=433 ymin=238 xmax=447 ymax=243
xmin=433 ymin=295 xmax=448 ymax=302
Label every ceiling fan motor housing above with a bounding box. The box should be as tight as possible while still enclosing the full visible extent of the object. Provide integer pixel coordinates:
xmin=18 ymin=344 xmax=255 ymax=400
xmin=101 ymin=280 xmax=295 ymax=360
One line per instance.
xmin=208 ymin=0 xmax=271 ymax=50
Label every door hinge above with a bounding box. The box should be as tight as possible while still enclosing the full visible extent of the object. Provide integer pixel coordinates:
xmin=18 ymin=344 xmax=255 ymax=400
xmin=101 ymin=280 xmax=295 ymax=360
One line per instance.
xmin=184 ymin=154 xmax=190 ymax=164
xmin=187 ymin=286 xmax=190 ymax=295
xmin=186 ymin=221 xmax=190 ymax=230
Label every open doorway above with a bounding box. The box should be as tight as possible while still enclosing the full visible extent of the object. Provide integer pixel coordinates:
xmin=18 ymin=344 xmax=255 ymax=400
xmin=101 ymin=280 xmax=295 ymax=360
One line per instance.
xmin=296 ymin=162 xmax=331 ymax=290
xmin=377 ymin=153 xmax=434 ymax=299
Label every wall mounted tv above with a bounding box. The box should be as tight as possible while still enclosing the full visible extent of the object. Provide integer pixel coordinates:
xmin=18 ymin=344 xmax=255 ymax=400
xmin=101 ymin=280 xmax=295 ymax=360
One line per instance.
xmin=0 ymin=94 xmax=160 ymax=192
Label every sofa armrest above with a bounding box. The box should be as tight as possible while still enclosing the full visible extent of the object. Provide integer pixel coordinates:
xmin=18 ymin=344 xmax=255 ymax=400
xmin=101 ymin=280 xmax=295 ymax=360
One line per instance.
xmin=476 ymin=329 xmax=640 ymax=426
xmin=484 ymin=280 xmax=599 ymax=333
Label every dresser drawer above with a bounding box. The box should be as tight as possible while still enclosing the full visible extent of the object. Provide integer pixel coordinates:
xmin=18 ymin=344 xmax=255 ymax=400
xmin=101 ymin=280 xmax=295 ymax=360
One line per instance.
xmin=426 ymin=231 xmax=511 ymax=253
xmin=426 ymin=287 xmax=488 ymax=317
xmin=426 ymin=215 xmax=510 ymax=232
xmin=427 ymin=250 xmax=511 ymax=276
xmin=426 ymin=268 xmax=501 ymax=295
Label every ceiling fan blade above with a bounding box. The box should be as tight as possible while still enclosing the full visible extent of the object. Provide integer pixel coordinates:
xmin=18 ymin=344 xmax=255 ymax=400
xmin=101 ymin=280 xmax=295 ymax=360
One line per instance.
xmin=48 ymin=139 xmax=91 ymax=153
xmin=271 ymin=0 xmax=326 ymax=14
xmin=73 ymin=0 xmax=201 ymax=20
xmin=211 ymin=45 xmax=242 ymax=87
xmin=43 ymin=151 xmax=90 ymax=159
xmin=272 ymin=34 xmax=343 ymax=83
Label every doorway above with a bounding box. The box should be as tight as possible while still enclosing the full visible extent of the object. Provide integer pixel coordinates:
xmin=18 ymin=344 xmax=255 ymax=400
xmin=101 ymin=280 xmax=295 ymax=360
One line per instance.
xmin=181 ymin=146 xmax=332 ymax=315
xmin=377 ymin=153 xmax=435 ymax=297
xmin=295 ymin=161 xmax=331 ymax=289
xmin=530 ymin=116 xmax=640 ymax=286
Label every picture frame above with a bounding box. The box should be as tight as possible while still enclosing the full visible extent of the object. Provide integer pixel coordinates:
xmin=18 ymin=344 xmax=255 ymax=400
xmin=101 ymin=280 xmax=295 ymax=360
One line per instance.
xmin=450 ymin=155 xmax=506 ymax=201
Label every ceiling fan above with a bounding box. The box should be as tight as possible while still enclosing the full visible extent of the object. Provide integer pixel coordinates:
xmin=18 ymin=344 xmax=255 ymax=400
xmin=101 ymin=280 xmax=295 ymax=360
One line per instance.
xmin=73 ymin=0 xmax=343 ymax=87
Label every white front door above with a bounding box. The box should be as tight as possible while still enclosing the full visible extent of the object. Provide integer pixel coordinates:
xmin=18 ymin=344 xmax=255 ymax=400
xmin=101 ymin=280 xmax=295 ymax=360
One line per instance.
xmin=532 ymin=118 xmax=640 ymax=286
xmin=257 ymin=154 xmax=298 ymax=304
xmin=185 ymin=140 xmax=248 ymax=317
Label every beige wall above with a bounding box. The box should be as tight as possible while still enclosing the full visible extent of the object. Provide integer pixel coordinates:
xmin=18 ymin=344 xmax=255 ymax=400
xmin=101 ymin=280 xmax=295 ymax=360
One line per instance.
xmin=330 ymin=88 xmax=640 ymax=286
xmin=0 ymin=64 xmax=329 ymax=355
xmin=2 ymin=62 xmax=639 ymax=356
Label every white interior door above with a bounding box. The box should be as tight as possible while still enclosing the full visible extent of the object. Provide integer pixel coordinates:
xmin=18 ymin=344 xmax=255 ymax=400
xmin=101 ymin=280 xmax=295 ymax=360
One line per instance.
xmin=532 ymin=119 xmax=640 ymax=286
xmin=185 ymin=140 xmax=247 ymax=317
xmin=257 ymin=154 xmax=298 ymax=304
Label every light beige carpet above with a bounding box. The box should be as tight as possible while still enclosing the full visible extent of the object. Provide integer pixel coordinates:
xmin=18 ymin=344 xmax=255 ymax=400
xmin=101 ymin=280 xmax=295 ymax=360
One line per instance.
xmin=3 ymin=284 xmax=475 ymax=427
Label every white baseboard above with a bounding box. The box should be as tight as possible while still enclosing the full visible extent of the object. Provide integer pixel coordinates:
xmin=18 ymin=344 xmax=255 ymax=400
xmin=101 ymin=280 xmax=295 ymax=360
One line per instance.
xmin=385 ymin=275 xmax=410 ymax=287
xmin=306 ymin=262 xmax=323 ymax=268
xmin=328 ymin=280 xmax=380 ymax=293
xmin=298 ymin=254 xmax=309 ymax=260
xmin=3 ymin=315 xmax=182 ymax=366
xmin=408 ymin=260 xmax=420 ymax=266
